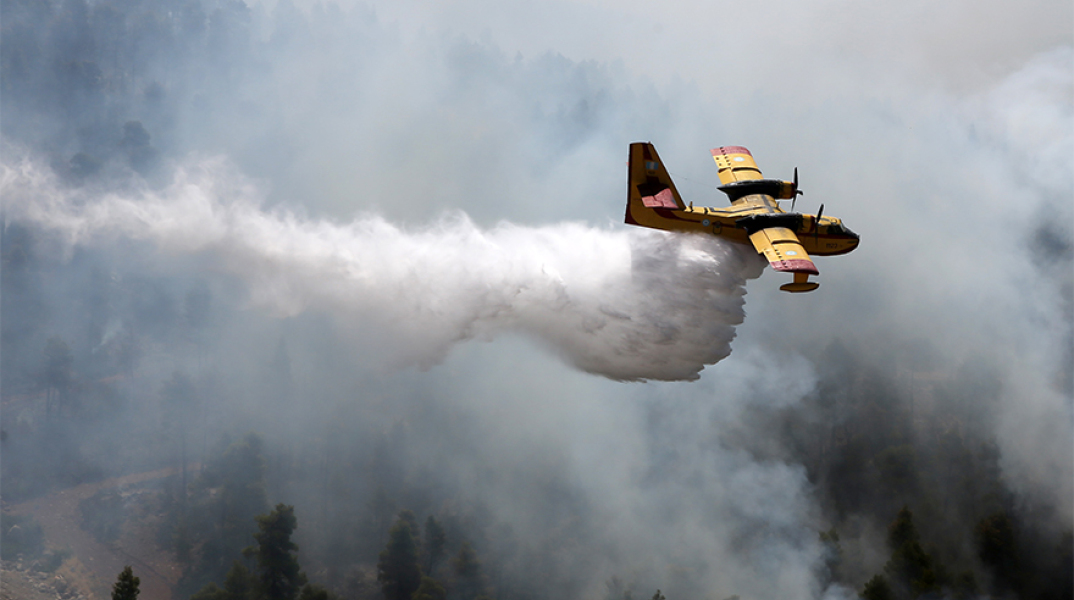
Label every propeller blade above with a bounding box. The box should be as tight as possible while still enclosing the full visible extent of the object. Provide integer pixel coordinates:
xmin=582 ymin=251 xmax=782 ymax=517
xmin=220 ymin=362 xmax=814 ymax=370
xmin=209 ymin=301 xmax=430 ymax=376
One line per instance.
xmin=791 ymin=167 xmax=803 ymax=211
xmin=814 ymin=203 xmax=824 ymax=241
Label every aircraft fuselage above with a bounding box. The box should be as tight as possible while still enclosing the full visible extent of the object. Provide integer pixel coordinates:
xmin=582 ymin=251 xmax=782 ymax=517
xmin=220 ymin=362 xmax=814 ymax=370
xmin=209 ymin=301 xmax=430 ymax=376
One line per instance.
xmin=625 ymin=196 xmax=859 ymax=257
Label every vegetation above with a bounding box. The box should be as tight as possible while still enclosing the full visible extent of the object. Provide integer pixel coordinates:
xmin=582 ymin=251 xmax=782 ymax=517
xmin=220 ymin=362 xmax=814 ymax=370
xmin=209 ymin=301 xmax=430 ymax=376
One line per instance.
xmin=247 ymin=504 xmax=307 ymax=600
xmin=112 ymin=566 xmax=141 ymax=600
xmin=411 ymin=577 xmax=446 ymax=600
xmin=423 ymin=516 xmax=447 ymax=576
xmin=861 ymin=575 xmax=894 ymax=600
xmin=377 ymin=514 xmax=422 ymax=600
xmin=717 ymin=339 xmax=1074 ymax=600
xmin=0 ymin=512 xmax=45 ymax=561
xmin=165 ymin=433 xmax=270 ymax=598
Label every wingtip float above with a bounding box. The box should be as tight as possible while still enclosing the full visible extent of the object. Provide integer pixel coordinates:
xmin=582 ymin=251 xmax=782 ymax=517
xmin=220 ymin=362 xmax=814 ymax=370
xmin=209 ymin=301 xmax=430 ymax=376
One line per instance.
xmin=625 ymin=142 xmax=859 ymax=293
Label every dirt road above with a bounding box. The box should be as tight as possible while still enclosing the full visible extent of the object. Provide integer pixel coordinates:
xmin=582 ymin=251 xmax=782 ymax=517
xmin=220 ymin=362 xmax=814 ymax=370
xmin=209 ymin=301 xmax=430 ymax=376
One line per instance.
xmin=7 ymin=467 xmax=185 ymax=600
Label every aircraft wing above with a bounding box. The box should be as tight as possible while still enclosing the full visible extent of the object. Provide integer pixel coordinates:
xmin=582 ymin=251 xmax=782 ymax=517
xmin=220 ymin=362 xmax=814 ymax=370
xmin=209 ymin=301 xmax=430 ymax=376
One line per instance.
xmin=747 ymin=227 xmax=819 ymax=275
xmin=711 ymin=146 xmax=763 ymax=184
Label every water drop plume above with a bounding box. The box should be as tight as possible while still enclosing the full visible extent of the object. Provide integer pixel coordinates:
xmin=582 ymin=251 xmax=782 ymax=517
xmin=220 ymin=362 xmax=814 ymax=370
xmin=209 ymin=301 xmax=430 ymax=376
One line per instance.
xmin=2 ymin=155 xmax=764 ymax=381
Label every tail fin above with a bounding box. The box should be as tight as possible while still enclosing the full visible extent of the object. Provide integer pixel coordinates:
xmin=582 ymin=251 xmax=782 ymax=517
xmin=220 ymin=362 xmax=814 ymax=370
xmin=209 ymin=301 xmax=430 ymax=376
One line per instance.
xmin=625 ymin=142 xmax=686 ymax=229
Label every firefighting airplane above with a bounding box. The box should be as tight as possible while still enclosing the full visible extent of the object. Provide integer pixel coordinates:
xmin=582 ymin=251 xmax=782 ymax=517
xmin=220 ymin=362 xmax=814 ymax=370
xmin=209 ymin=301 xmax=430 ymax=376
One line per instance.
xmin=625 ymin=142 xmax=859 ymax=292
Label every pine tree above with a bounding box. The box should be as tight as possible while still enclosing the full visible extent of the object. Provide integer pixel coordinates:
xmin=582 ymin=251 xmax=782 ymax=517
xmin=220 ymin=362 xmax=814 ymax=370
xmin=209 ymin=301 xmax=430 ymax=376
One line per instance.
xmin=411 ymin=576 xmax=446 ymax=600
xmin=860 ymin=575 xmax=894 ymax=600
xmin=216 ymin=433 xmax=269 ymax=568
xmin=887 ymin=506 xmax=918 ymax=549
xmin=190 ymin=583 xmax=224 ymax=600
xmin=247 ymin=504 xmax=307 ymax=600
xmin=377 ymin=516 xmax=422 ymax=600
xmin=190 ymin=559 xmax=255 ymax=600
xmin=451 ymin=542 xmax=484 ymax=600
xmin=974 ymin=511 xmax=1019 ymax=592
xmin=883 ymin=506 xmax=941 ymax=597
xmin=222 ymin=561 xmax=254 ymax=600
xmin=296 ymin=583 xmax=334 ymax=600
xmin=397 ymin=509 xmax=419 ymax=538
xmin=423 ymin=516 xmax=446 ymax=576
xmin=111 ymin=566 xmax=140 ymax=600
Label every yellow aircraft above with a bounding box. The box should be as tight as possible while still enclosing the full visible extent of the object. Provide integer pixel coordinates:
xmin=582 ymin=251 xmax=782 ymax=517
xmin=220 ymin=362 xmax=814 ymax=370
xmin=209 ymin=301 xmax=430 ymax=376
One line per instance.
xmin=625 ymin=142 xmax=859 ymax=292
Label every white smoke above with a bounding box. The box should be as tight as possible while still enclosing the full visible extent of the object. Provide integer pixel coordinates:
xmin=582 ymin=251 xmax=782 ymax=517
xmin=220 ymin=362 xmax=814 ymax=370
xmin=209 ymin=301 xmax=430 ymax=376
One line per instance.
xmin=1 ymin=153 xmax=765 ymax=382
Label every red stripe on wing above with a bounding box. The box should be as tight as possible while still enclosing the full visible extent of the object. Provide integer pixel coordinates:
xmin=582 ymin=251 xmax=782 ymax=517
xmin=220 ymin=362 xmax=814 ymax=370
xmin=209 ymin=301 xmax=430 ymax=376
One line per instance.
xmin=712 ymin=146 xmax=752 ymax=156
xmin=770 ymin=259 xmax=819 ymax=275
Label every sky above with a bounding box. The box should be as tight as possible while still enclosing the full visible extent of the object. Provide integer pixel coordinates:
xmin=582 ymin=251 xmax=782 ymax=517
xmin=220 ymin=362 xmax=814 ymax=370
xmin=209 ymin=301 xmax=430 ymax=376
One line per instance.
xmin=1 ymin=0 xmax=1072 ymax=597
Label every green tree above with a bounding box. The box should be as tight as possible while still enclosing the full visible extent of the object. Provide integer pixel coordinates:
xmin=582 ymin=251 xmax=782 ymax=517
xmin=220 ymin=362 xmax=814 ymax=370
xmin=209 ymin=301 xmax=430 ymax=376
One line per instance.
xmin=190 ymin=583 xmax=225 ymax=600
xmin=451 ymin=542 xmax=484 ymax=600
xmin=190 ymin=560 xmax=254 ymax=600
xmin=951 ymin=571 xmax=979 ymax=600
xmin=650 ymin=591 xmax=666 ymax=600
xmin=411 ymin=576 xmax=446 ymax=600
xmin=883 ymin=507 xmax=940 ymax=597
xmin=423 ymin=516 xmax=446 ymax=576
xmin=974 ymin=511 xmax=1018 ymax=592
xmin=297 ymin=583 xmax=334 ymax=600
xmin=177 ymin=433 xmax=268 ymax=598
xmin=398 ymin=510 xmax=420 ymax=541
xmin=246 ymin=504 xmax=307 ymax=600
xmin=215 ymin=433 xmax=269 ymax=564
xmin=887 ymin=506 xmax=918 ymax=549
xmin=378 ymin=516 xmax=422 ymax=600
xmin=111 ymin=566 xmax=140 ymax=600
xmin=223 ymin=561 xmax=255 ymax=600
xmin=860 ymin=574 xmax=894 ymax=600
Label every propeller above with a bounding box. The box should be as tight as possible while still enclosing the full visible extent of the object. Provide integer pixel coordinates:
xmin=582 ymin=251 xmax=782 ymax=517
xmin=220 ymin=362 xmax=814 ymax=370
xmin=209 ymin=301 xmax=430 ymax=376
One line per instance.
xmin=814 ymin=203 xmax=825 ymax=241
xmin=791 ymin=167 xmax=804 ymax=211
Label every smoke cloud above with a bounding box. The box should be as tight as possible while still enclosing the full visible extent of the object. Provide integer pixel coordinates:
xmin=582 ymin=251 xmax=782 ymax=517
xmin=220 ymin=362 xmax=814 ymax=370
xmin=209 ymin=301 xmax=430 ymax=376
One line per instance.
xmin=1 ymin=0 xmax=1070 ymax=598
